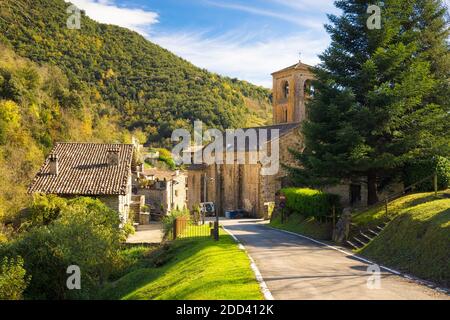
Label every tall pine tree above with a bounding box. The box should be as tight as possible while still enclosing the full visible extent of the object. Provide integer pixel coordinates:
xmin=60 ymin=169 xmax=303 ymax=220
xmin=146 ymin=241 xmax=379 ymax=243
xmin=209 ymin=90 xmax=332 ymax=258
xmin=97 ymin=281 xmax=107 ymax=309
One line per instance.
xmin=290 ymin=0 xmax=449 ymax=205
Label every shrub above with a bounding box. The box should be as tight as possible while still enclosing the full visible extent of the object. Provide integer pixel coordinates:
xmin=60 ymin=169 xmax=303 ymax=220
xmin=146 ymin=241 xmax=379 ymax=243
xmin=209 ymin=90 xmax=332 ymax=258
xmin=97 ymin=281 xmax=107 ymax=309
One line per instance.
xmin=121 ymin=219 xmax=136 ymax=242
xmin=154 ymin=148 xmax=177 ymax=170
xmin=0 ymin=256 xmax=30 ymax=300
xmin=162 ymin=208 xmax=190 ymax=239
xmin=28 ymin=193 xmax=67 ymax=227
xmin=281 ymin=188 xmax=341 ymax=220
xmin=5 ymin=197 xmax=123 ymax=299
xmin=403 ymin=156 xmax=450 ymax=191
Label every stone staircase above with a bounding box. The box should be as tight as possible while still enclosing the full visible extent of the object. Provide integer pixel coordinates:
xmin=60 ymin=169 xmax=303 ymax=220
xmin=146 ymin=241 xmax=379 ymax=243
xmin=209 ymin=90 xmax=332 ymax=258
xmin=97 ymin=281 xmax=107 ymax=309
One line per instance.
xmin=346 ymin=218 xmax=392 ymax=250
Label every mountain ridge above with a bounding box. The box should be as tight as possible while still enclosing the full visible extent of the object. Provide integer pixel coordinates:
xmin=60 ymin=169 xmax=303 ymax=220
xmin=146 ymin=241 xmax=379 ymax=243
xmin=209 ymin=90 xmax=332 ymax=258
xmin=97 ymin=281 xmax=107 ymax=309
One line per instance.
xmin=0 ymin=0 xmax=272 ymax=145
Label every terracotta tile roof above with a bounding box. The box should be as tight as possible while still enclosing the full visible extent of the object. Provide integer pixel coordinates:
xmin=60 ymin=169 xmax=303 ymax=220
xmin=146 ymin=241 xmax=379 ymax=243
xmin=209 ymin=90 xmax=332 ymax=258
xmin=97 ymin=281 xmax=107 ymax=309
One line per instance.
xmin=143 ymin=168 xmax=178 ymax=180
xmin=28 ymin=143 xmax=134 ymax=196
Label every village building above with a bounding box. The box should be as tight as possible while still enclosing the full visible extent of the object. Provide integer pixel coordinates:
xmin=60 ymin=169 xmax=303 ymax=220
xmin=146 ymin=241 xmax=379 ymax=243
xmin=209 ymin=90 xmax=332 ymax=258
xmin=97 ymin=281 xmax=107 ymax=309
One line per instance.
xmin=187 ymin=62 xmax=314 ymax=217
xmin=135 ymin=168 xmax=188 ymax=215
xmin=187 ymin=61 xmax=371 ymax=217
xmin=28 ymin=143 xmax=136 ymax=223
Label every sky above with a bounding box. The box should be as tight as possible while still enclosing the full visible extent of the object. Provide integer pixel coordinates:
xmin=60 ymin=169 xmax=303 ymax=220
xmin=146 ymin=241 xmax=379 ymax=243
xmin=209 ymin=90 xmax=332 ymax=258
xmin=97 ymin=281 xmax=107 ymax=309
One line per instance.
xmin=67 ymin=0 xmax=342 ymax=87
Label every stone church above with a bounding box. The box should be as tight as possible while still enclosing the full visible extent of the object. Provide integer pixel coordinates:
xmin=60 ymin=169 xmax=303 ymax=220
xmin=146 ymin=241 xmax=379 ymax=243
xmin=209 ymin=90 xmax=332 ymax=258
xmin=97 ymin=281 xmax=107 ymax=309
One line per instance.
xmin=187 ymin=62 xmax=363 ymax=217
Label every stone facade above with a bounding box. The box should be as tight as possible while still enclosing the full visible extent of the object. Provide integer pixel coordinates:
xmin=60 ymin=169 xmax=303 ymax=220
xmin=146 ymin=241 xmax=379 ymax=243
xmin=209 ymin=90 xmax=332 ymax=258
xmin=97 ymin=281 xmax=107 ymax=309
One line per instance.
xmin=272 ymin=62 xmax=315 ymax=124
xmin=137 ymin=169 xmax=187 ymax=215
xmin=187 ymin=126 xmax=303 ymax=217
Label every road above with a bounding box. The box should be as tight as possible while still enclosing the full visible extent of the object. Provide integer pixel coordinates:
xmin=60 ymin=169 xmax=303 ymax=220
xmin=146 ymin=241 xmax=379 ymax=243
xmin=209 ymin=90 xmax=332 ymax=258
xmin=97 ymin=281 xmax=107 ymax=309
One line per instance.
xmin=222 ymin=219 xmax=448 ymax=300
xmin=126 ymin=222 xmax=163 ymax=244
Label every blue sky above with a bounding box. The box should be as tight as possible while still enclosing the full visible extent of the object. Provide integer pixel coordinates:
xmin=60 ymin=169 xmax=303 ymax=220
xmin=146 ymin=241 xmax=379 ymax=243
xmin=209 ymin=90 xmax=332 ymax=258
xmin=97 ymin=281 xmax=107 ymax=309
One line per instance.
xmin=69 ymin=0 xmax=341 ymax=87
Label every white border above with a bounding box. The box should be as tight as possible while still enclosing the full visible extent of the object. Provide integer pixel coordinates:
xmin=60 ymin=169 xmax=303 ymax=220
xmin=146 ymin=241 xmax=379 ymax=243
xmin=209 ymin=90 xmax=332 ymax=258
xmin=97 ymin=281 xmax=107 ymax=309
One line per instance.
xmin=222 ymin=226 xmax=275 ymax=300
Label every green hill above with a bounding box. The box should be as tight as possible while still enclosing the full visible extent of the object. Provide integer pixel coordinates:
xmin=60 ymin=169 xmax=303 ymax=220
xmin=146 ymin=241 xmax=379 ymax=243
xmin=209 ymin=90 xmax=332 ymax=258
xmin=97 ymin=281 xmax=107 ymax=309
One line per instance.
xmin=0 ymin=45 xmax=133 ymax=224
xmin=0 ymin=0 xmax=271 ymax=145
xmin=354 ymin=191 xmax=450 ymax=288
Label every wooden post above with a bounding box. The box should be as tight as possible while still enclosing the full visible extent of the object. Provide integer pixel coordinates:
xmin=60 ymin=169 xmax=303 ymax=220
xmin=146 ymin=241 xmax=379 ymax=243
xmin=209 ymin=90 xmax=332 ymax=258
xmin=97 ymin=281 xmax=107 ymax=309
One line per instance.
xmin=434 ymin=172 xmax=438 ymax=198
xmin=332 ymin=205 xmax=336 ymax=229
xmin=173 ymin=218 xmax=177 ymax=240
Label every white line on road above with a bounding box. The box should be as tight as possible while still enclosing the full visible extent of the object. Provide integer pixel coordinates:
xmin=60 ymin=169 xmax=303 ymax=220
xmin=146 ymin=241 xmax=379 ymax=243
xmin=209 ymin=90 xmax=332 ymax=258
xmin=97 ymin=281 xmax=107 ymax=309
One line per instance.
xmin=222 ymin=226 xmax=274 ymax=301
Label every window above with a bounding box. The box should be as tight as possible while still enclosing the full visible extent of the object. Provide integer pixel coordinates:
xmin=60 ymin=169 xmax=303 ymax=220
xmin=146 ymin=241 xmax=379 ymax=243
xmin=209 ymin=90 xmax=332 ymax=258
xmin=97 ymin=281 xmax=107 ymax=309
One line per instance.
xmin=304 ymin=80 xmax=315 ymax=97
xmin=282 ymin=81 xmax=290 ymax=99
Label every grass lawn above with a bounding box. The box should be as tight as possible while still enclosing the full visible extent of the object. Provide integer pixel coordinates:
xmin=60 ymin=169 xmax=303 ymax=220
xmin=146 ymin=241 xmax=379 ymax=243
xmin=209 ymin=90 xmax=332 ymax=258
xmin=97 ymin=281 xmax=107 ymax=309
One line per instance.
xmin=100 ymin=229 xmax=263 ymax=300
xmin=356 ymin=193 xmax=450 ymax=287
xmin=270 ymin=214 xmax=333 ymax=240
xmin=352 ymin=191 xmax=449 ymax=227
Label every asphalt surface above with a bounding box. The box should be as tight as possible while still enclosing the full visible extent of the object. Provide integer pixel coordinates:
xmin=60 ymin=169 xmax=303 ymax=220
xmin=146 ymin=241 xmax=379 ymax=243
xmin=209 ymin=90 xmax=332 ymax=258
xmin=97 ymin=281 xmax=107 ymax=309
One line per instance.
xmin=222 ymin=219 xmax=448 ymax=300
xmin=126 ymin=222 xmax=163 ymax=244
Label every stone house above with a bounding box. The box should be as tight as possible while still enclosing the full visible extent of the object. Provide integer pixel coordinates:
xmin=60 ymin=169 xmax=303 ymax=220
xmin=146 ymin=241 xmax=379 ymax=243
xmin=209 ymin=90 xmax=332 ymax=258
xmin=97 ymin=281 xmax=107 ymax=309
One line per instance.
xmin=28 ymin=143 xmax=135 ymax=223
xmin=135 ymin=168 xmax=187 ymax=215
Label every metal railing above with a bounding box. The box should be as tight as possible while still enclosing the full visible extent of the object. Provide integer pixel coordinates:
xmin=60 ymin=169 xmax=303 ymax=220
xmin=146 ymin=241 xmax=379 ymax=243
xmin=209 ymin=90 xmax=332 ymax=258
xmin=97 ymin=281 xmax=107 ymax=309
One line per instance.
xmin=168 ymin=216 xmax=213 ymax=241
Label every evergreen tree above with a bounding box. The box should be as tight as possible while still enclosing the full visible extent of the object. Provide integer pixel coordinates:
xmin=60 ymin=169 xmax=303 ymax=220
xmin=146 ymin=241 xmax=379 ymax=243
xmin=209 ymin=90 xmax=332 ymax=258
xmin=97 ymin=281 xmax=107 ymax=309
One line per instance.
xmin=289 ymin=0 xmax=450 ymax=205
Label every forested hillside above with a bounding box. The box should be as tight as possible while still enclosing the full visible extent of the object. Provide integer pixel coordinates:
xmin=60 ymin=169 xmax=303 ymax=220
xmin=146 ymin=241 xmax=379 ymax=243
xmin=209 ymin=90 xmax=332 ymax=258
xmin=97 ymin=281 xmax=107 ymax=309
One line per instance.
xmin=0 ymin=0 xmax=272 ymax=145
xmin=0 ymin=45 xmax=135 ymax=224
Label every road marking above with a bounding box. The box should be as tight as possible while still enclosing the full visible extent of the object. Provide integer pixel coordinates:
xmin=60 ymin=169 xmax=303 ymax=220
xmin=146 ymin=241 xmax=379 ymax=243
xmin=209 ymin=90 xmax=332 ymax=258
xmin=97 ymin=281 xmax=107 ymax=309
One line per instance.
xmin=222 ymin=226 xmax=274 ymax=301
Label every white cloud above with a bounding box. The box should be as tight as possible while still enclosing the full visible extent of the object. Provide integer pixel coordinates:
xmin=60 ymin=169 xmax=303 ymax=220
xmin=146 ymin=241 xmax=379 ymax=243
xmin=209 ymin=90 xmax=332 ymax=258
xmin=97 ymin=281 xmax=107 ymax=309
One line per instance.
xmin=205 ymin=1 xmax=325 ymax=30
xmin=67 ymin=0 xmax=158 ymax=35
xmin=151 ymin=30 xmax=330 ymax=88
xmin=269 ymin=0 xmax=339 ymax=14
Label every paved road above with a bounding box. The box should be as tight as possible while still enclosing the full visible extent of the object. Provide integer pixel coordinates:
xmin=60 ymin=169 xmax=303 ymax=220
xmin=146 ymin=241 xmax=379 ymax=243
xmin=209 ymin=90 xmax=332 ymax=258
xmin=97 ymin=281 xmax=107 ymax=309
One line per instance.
xmin=126 ymin=222 xmax=163 ymax=244
xmin=222 ymin=219 xmax=448 ymax=300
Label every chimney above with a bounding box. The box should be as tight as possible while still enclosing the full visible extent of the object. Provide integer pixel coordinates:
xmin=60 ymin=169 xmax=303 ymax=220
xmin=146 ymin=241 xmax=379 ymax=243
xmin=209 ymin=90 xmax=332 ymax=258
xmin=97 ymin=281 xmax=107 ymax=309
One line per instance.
xmin=49 ymin=153 xmax=59 ymax=175
xmin=107 ymin=147 xmax=120 ymax=166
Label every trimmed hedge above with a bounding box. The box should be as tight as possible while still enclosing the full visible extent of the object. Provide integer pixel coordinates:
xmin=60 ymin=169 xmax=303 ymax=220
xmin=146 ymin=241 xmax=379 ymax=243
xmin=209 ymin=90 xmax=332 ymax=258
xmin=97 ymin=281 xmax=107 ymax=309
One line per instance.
xmin=403 ymin=156 xmax=450 ymax=191
xmin=281 ymin=188 xmax=341 ymax=219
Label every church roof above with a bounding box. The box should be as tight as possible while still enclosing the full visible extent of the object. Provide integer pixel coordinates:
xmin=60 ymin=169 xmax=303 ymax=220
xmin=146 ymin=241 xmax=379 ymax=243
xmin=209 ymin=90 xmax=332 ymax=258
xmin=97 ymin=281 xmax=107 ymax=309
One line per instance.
xmin=213 ymin=122 xmax=301 ymax=152
xmin=271 ymin=61 xmax=314 ymax=75
xmin=28 ymin=143 xmax=134 ymax=196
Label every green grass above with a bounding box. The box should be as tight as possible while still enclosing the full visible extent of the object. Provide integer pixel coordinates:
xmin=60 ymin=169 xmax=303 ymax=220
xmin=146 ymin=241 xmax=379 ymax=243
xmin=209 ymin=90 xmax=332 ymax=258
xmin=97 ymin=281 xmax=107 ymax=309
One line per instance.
xmin=270 ymin=214 xmax=333 ymax=240
xmin=100 ymin=231 xmax=262 ymax=300
xmin=355 ymin=191 xmax=450 ymax=287
xmin=352 ymin=191 xmax=449 ymax=227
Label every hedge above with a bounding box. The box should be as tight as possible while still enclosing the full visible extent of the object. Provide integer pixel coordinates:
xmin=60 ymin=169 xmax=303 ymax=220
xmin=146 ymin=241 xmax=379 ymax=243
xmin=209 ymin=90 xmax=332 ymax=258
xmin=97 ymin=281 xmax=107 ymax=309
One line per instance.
xmin=280 ymin=188 xmax=341 ymax=219
xmin=403 ymin=156 xmax=450 ymax=191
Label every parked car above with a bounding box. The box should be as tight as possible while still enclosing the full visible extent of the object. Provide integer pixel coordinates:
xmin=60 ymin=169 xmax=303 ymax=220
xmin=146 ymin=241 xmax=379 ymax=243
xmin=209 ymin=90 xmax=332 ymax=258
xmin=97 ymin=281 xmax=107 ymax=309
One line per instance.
xmin=200 ymin=202 xmax=215 ymax=217
xmin=224 ymin=209 xmax=248 ymax=219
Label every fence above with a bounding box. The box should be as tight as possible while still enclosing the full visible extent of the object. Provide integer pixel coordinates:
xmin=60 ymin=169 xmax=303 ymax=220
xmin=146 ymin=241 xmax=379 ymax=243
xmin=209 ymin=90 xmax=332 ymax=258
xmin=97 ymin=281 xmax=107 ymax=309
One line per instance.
xmin=352 ymin=172 xmax=439 ymax=218
xmin=167 ymin=216 xmax=214 ymax=240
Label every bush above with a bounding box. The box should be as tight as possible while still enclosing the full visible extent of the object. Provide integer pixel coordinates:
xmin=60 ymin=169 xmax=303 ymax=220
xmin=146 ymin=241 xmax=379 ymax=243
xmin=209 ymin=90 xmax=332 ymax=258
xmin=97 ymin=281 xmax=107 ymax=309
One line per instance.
xmin=0 ymin=256 xmax=30 ymax=300
xmin=154 ymin=148 xmax=177 ymax=170
xmin=281 ymin=188 xmax=341 ymax=220
xmin=28 ymin=193 xmax=67 ymax=227
xmin=162 ymin=208 xmax=190 ymax=239
xmin=404 ymin=156 xmax=450 ymax=191
xmin=4 ymin=197 xmax=123 ymax=299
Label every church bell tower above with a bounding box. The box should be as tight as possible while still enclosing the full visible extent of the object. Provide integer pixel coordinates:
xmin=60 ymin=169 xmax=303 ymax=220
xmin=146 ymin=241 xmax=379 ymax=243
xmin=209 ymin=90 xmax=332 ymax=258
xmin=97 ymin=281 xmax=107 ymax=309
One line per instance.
xmin=271 ymin=61 xmax=315 ymax=124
